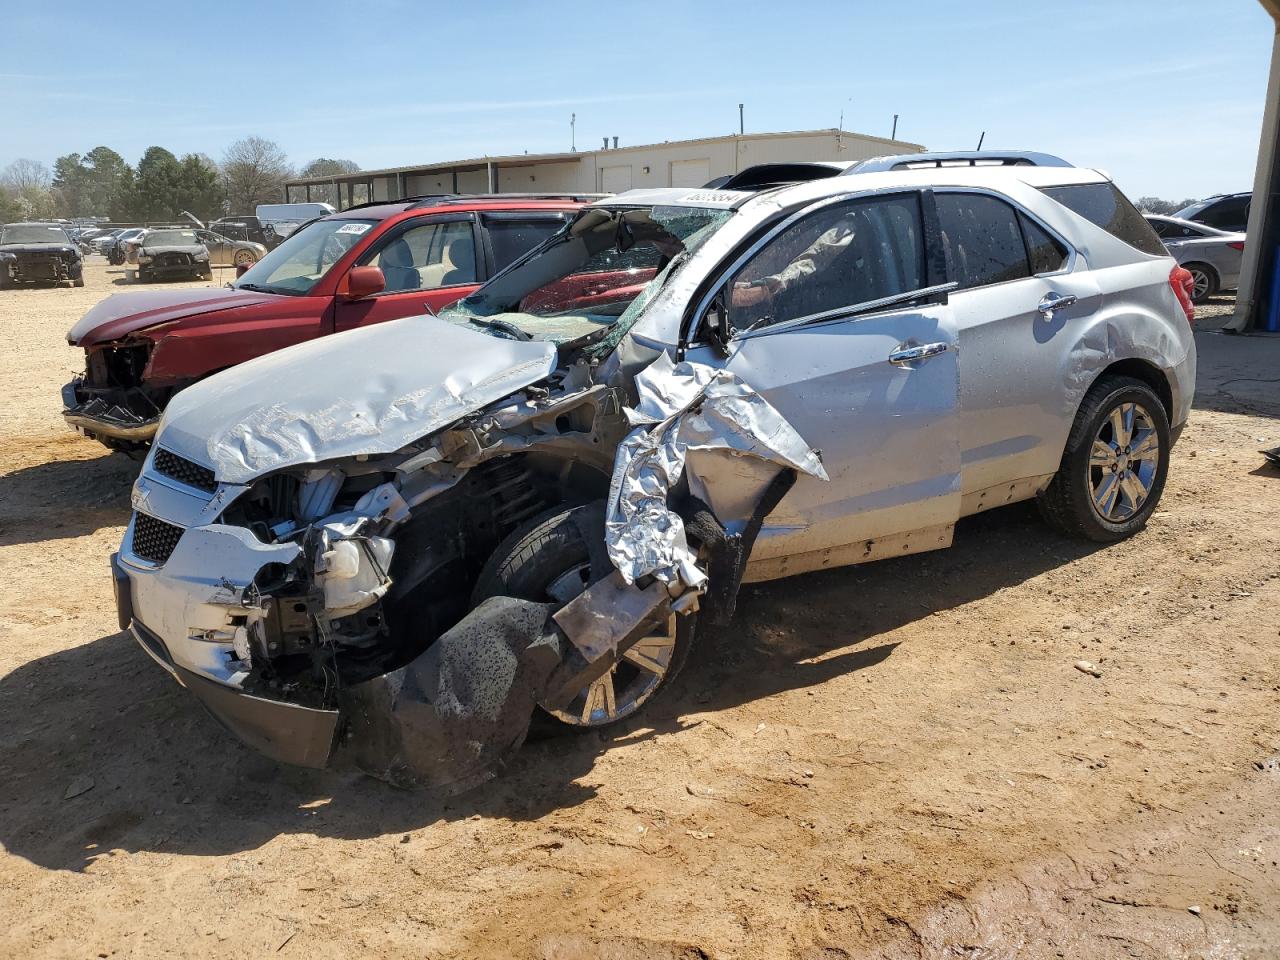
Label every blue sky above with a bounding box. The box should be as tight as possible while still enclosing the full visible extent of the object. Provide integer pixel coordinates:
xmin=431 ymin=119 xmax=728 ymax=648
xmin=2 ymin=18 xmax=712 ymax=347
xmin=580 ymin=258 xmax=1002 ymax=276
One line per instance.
xmin=1 ymin=0 xmax=1273 ymax=201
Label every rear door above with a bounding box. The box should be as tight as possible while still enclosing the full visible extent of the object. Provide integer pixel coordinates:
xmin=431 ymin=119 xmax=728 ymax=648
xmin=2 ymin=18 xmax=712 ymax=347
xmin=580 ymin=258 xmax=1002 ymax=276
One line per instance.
xmin=333 ymin=214 xmax=482 ymax=331
xmin=935 ymin=190 xmax=1099 ymax=499
xmin=684 ymin=190 xmax=961 ymax=563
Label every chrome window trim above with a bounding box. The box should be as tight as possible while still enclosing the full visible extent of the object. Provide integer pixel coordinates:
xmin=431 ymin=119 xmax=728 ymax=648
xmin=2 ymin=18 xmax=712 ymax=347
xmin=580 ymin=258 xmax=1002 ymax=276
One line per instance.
xmin=688 ymin=187 xmax=930 ymax=345
xmin=731 ymin=281 xmax=960 ymax=342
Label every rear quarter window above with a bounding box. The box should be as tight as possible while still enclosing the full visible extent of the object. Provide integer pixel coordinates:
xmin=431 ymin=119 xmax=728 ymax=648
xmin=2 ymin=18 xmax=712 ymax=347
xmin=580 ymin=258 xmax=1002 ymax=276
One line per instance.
xmin=1039 ymin=182 xmax=1166 ymax=257
xmin=484 ymin=217 xmax=567 ymax=273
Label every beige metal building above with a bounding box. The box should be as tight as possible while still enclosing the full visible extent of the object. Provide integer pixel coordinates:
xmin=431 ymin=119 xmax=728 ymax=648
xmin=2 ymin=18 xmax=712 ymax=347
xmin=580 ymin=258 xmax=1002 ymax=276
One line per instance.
xmin=283 ymin=128 xmax=925 ymax=208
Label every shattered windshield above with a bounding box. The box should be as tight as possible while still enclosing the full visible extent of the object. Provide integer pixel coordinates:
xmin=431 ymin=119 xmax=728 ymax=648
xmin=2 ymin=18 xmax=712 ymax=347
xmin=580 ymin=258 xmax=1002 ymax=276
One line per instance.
xmin=1 ymin=225 xmax=70 ymax=244
xmin=442 ymin=205 xmax=732 ymax=344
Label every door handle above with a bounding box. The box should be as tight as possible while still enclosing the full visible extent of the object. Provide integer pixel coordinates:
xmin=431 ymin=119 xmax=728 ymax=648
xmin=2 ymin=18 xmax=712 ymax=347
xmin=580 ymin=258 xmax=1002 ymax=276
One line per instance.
xmin=1037 ymin=291 xmax=1078 ymax=321
xmin=888 ymin=341 xmax=950 ymax=366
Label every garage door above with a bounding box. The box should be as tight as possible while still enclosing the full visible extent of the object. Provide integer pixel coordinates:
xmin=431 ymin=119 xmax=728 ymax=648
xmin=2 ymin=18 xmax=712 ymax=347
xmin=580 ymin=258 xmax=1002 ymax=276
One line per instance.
xmin=600 ymin=165 xmax=633 ymax=193
xmin=670 ymin=158 xmax=711 ymax=188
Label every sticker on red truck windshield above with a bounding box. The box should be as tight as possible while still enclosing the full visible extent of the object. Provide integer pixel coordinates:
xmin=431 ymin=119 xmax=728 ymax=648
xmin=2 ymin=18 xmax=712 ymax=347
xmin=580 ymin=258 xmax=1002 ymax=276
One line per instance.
xmin=336 ymin=223 xmax=372 ymax=235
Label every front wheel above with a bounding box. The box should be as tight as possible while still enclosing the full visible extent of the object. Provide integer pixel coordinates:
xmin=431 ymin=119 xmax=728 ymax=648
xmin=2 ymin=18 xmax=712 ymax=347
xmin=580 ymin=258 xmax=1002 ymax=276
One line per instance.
xmin=472 ymin=502 xmax=695 ymax=731
xmin=1038 ymin=375 xmax=1171 ymax=542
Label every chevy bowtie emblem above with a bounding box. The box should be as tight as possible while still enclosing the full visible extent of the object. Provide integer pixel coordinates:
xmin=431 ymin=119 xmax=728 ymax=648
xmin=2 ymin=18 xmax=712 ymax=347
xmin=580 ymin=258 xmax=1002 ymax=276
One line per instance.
xmin=132 ymin=477 xmax=153 ymax=513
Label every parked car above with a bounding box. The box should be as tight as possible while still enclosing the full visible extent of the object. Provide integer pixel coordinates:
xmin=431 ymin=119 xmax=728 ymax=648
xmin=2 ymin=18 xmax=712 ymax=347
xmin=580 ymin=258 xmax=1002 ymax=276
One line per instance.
xmin=194 ymin=228 xmax=267 ymax=268
xmin=109 ymin=160 xmax=1196 ymax=785
xmin=103 ymin=227 xmax=146 ymax=264
xmin=1145 ymin=214 xmax=1244 ymax=302
xmin=0 ymin=222 xmax=84 ymax=287
xmin=256 ymin=202 xmax=337 ymax=244
xmin=90 ymin=228 xmax=128 ymax=254
xmin=209 ymin=216 xmax=280 ymax=250
xmin=1175 ymin=192 xmax=1251 ymax=233
xmin=63 ymin=195 xmax=591 ymax=450
xmin=124 ymin=228 xmax=214 ymax=282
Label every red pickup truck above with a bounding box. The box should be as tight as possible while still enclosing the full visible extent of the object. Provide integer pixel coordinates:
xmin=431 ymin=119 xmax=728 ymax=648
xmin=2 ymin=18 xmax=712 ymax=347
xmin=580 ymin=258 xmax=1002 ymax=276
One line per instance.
xmin=63 ymin=194 xmax=593 ymax=452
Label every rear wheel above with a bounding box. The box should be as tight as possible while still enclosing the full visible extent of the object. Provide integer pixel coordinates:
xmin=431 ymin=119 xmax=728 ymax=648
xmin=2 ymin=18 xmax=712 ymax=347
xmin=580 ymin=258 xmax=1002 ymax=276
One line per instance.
xmin=472 ymin=502 xmax=695 ymax=731
xmin=233 ymin=249 xmax=256 ymax=267
xmin=1185 ymin=262 xmax=1218 ymax=304
xmin=1038 ymin=375 xmax=1170 ymax=542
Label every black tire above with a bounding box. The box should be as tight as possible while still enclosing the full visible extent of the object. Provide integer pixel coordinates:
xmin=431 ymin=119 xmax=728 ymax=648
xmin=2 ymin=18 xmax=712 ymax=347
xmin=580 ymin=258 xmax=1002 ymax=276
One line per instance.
xmin=1037 ymin=375 xmax=1171 ymax=542
xmin=73 ymin=276 xmax=85 ymax=288
xmin=1184 ymin=262 xmax=1219 ymax=304
xmin=136 ymin=267 xmax=150 ymax=284
xmin=472 ymin=501 xmax=695 ymax=732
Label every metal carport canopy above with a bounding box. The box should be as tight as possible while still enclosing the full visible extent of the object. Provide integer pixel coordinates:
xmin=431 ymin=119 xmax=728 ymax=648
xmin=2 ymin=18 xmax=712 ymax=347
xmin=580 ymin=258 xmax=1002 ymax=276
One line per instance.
xmin=1230 ymin=0 xmax=1280 ymax=331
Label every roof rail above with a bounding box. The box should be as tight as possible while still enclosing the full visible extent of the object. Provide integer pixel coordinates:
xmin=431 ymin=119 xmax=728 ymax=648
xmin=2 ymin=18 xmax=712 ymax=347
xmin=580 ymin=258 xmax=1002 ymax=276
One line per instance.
xmin=844 ymin=150 xmax=1074 ymax=175
xmin=427 ymin=192 xmax=608 ymax=206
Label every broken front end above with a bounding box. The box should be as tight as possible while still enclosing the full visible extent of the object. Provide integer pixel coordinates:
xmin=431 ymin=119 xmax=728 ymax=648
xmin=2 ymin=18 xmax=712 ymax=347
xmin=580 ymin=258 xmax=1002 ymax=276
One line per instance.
xmin=62 ymin=339 xmax=170 ymax=451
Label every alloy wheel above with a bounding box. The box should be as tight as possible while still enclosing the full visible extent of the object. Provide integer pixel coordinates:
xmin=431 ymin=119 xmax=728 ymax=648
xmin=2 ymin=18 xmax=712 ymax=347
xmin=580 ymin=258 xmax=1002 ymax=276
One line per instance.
xmin=234 ymin=250 xmax=256 ymax=266
xmin=1189 ymin=267 xmax=1211 ymax=301
xmin=1088 ymin=401 xmax=1160 ymax=522
xmin=540 ymin=563 xmax=678 ymax=727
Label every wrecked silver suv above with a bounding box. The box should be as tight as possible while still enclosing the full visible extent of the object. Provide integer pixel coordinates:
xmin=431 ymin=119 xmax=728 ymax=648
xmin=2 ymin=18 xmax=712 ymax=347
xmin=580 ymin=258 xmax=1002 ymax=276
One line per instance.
xmin=114 ymin=163 xmax=1196 ymax=790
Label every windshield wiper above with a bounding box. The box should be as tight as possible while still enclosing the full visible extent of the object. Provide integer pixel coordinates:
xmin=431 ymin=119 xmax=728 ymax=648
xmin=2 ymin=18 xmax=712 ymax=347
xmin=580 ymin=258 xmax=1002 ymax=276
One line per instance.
xmin=235 ymin=282 xmax=274 ymax=293
xmin=468 ymin=317 xmax=533 ymax=342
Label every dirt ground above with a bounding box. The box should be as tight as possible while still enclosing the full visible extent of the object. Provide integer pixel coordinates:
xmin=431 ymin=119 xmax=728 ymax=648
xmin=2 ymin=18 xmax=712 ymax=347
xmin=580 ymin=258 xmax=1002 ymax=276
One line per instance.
xmin=1 ymin=259 xmax=1279 ymax=959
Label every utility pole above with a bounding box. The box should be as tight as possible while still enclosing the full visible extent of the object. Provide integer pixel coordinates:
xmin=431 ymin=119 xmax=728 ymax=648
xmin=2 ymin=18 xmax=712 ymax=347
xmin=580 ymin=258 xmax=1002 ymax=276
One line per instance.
xmin=738 ymin=103 xmax=744 ymax=135
xmin=571 ymin=113 xmax=576 ymax=151
xmin=891 ymin=114 xmax=899 ymax=140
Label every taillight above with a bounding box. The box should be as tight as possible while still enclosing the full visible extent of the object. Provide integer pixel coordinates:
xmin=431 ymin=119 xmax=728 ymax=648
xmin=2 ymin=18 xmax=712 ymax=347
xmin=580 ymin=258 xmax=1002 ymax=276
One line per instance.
xmin=1169 ymin=265 xmax=1195 ymax=325
xmin=1227 ymin=240 xmax=1245 ymax=252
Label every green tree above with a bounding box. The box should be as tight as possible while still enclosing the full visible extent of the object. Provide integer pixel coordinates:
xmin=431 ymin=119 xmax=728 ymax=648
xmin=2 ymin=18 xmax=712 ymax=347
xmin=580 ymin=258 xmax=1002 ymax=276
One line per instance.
xmin=177 ymin=153 xmax=224 ymax=222
xmin=129 ymin=146 xmax=186 ymax=220
xmin=52 ymin=147 xmax=133 ymax=219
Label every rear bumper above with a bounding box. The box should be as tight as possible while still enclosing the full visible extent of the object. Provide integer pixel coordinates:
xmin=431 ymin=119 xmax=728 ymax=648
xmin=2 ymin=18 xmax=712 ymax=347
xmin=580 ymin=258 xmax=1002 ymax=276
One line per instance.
xmin=61 ymin=379 xmax=159 ymax=442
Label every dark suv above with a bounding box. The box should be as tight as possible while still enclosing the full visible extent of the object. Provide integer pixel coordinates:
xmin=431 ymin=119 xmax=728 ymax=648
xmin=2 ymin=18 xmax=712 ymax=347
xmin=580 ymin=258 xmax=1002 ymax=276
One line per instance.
xmin=0 ymin=222 xmax=85 ymax=287
xmin=1175 ymin=192 xmax=1251 ymax=233
xmin=63 ymin=195 xmax=595 ymax=451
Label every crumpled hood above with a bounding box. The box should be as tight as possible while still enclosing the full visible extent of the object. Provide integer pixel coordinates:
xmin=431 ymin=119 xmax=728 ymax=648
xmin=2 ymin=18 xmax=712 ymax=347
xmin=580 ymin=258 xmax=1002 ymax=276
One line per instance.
xmin=66 ymin=287 xmax=278 ymax=346
xmin=156 ymin=314 xmax=557 ymax=485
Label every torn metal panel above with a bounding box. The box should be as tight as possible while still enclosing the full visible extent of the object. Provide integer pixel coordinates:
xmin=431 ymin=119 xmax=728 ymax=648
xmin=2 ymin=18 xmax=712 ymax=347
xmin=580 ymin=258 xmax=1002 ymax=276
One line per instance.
xmin=551 ymin=570 xmax=671 ymax=663
xmin=605 ymin=352 xmax=828 ymax=587
xmin=340 ymin=597 xmax=562 ymax=792
xmin=156 ymin=315 xmax=557 ymax=485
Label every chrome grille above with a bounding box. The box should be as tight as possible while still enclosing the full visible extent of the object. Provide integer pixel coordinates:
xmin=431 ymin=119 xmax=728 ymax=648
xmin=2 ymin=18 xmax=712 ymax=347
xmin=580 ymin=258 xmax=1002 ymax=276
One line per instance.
xmin=154 ymin=448 xmax=217 ymax=492
xmin=131 ymin=512 xmax=184 ymax=565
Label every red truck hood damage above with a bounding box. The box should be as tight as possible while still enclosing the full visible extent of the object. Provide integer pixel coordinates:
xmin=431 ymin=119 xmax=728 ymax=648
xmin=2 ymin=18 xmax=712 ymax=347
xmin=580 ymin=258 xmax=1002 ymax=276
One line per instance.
xmin=67 ymin=288 xmax=280 ymax=346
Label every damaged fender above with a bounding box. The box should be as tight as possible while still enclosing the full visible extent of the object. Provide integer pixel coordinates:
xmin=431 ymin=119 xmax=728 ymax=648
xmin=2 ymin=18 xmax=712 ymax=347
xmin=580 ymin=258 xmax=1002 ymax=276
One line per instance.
xmin=605 ymin=352 xmax=828 ymax=589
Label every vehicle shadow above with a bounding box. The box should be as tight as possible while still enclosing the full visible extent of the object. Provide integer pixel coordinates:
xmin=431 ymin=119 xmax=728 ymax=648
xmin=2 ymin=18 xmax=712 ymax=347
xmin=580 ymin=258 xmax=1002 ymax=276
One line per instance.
xmin=0 ymin=449 xmax=137 ymax=547
xmin=0 ymin=501 xmax=1104 ymax=872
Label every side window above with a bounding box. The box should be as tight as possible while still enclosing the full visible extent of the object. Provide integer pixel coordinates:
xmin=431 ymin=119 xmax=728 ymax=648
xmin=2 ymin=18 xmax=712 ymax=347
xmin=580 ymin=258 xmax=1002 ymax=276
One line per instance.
xmin=725 ymin=192 xmax=926 ymax=332
xmin=1198 ymin=196 xmax=1249 ymax=232
xmin=1148 ymin=219 xmax=1172 ymax=238
xmin=1039 ymin=183 xmax=1166 ymax=256
xmin=483 ymin=216 xmax=566 ymax=273
xmin=364 ymin=220 xmax=477 ymax=294
xmin=935 ymin=193 xmax=1030 ymax=289
xmin=1019 ymin=212 xmax=1069 ymax=274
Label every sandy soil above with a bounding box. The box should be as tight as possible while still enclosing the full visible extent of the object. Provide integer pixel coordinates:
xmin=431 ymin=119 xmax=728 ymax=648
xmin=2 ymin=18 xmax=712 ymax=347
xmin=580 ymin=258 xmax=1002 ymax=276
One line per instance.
xmin=1 ymin=260 xmax=1278 ymax=959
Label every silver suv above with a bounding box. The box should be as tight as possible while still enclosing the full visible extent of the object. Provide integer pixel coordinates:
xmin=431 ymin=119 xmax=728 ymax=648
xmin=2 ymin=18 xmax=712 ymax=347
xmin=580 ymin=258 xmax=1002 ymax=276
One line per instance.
xmin=112 ymin=155 xmax=1196 ymax=788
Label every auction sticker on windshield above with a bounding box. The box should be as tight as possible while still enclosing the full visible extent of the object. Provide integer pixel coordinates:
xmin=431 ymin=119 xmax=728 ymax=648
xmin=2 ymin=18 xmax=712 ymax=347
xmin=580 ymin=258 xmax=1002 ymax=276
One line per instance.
xmin=336 ymin=223 xmax=372 ymax=235
xmin=673 ymin=190 xmax=751 ymax=208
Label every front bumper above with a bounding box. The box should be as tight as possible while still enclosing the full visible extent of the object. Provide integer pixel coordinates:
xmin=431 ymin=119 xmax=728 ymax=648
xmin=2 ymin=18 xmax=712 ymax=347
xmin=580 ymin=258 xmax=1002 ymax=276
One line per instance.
xmin=4 ymin=256 xmax=80 ymax=282
xmin=114 ymin=551 xmax=341 ymax=769
xmin=61 ymin=378 xmax=160 ymax=442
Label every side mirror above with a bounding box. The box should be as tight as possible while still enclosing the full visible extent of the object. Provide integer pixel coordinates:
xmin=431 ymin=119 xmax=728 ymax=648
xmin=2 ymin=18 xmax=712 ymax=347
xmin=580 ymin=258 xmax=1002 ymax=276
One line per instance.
xmin=344 ymin=265 xmax=385 ymax=300
xmin=235 ymin=262 xmax=252 ymax=278
xmin=701 ymin=292 xmax=731 ymax=354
